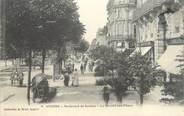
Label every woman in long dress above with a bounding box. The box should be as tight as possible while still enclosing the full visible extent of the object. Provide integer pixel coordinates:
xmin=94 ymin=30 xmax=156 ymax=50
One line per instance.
xmin=72 ymin=69 xmax=79 ymax=87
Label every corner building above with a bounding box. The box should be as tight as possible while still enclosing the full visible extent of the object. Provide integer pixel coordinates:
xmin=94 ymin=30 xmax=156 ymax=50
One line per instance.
xmin=107 ymin=0 xmax=136 ymax=51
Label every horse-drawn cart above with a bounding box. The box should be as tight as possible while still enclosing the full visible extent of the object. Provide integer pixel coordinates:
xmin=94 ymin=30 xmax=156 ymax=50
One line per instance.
xmin=31 ymin=73 xmax=57 ymax=103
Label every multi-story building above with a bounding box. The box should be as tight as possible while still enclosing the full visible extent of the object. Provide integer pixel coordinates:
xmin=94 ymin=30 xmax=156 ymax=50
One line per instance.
xmin=95 ymin=28 xmax=108 ymax=46
xmin=133 ymin=0 xmax=184 ymax=79
xmin=106 ymin=0 xmax=136 ymax=50
xmin=0 ymin=0 xmax=6 ymax=59
xmin=89 ymin=27 xmax=108 ymax=50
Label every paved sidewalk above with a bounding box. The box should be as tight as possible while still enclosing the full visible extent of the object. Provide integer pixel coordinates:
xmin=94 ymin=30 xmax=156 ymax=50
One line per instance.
xmin=0 ymin=60 xmax=13 ymax=71
xmin=0 ymin=64 xmax=165 ymax=106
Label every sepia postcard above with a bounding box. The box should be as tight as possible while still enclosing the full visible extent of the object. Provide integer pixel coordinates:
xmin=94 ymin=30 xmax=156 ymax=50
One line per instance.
xmin=0 ymin=0 xmax=184 ymax=116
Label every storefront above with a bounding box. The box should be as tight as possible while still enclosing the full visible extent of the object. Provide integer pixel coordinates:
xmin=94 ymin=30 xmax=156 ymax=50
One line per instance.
xmin=157 ymin=37 xmax=184 ymax=82
xmin=130 ymin=41 xmax=155 ymax=63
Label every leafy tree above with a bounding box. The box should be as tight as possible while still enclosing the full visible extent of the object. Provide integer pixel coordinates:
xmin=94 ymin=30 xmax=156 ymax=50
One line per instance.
xmin=5 ymin=0 xmax=41 ymax=104
xmin=104 ymin=51 xmax=134 ymax=103
xmin=74 ymin=39 xmax=89 ymax=53
xmin=5 ymin=0 xmax=85 ymax=104
xmin=178 ymin=0 xmax=184 ymax=5
xmin=90 ymin=45 xmax=116 ymax=76
xmin=29 ymin=0 xmax=85 ymax=73
xmin=129 ymin=53 xmax=158 ymax=105
xmin=90 ymin=45 xmax=132 ymax=103
xmin=90 ymin=45 xmax=159 ymax=104
xmin=90 ymin=45 xmax=114 ymax=61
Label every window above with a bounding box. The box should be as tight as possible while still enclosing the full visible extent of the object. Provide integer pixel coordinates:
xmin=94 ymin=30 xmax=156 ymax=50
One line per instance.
xmin=175 ymin=26 xmax=180 ymax=33
xmin=134 ymin=25 xmax=136 ymax=38
xmin=145 ymin=34 xmax=147 ymax=39
xmin=129 ymin=42 xmax=135 ymax=48
xmin=122 ymin=42 xmax=125 ymax=48
xmin=151 ymin=33 xmax=153 ymax=38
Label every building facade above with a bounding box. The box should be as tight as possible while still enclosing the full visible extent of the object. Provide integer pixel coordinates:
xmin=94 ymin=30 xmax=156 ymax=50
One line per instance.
xmin=107 ymin=0 xmax=136 ymax=50
xmin=133 ymin=0 xmax=184 ymax=77
xmin=89 ymin=27 xmax=108 ymax=50
xmin=94 ymin=28 xmax=108 ymax=46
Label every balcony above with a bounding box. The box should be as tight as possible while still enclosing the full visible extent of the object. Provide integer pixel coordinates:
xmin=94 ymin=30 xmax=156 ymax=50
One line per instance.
xmin=107 ymin=34 xmax=135 ymax=42
xmin=107 ymin=0 xmax=136 ymax=11
xmin=133 ymin=0 xmax=182 ymax=22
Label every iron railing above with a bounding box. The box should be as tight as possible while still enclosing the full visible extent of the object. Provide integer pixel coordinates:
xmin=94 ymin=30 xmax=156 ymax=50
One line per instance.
xmin=107 ymin=0 xmax=136 ymax=10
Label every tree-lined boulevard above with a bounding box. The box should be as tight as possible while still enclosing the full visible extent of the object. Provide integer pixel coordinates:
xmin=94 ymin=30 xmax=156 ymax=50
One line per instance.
xmin=5 ymin=0 xmax=85 ymax=104
xmin=0 ymin=0 xmax=184 ymax=107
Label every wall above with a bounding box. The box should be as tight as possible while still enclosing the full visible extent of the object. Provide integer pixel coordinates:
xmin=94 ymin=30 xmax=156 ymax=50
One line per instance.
xmin=135 ymin=5 xmax=184 ymax=61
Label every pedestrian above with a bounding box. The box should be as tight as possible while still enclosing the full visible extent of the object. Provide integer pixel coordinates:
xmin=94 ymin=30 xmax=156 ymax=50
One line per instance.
xmin=80 ymin=64 xmax=84 ymax=74
xmin=89 ymin=62 xmax=94 ymax=72
xmin=84 ymin=60 xmax=87 ymax=71
xmin=91 ymin=61 xmax=94 ymax=72
xmin=102 ymin=85 xmax=111 ymax=106
xmin=10 ymin=71 xmax=15 ymax=86
xmin=18 ymin=71 xmax=24 ymax=86
xmin=72 ymin=69 xmax=79 ymax=87
xmin=64 ymin=72 xmax=70 ymax=87
xmin=72 ymin=63 xmax=75 ymax=72
xmin=88 ymin=62 xmax=92 ymax=72
xmin=71 ymin=71 xmax=75 ymax=86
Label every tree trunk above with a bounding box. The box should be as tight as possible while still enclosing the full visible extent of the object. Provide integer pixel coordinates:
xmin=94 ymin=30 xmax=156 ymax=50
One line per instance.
xmin=27 ymin=48 xmax=32 ymax=105
xmin=57 ymin=47 xmax=61 ymax=74
xmin=140 ymin=88 xmax=144 ymax=105
xmin=60 ymin=58 xmax=63 ymax=74
xmin=117 ymin=92 xmax=123 ymax=103
xmin=58 ymin=45 xmax=65 ymax=74
xmin=41 ymin=49 xmax=46 ymax=73
xmin=139 ymin=75 xmax=144 ymax=105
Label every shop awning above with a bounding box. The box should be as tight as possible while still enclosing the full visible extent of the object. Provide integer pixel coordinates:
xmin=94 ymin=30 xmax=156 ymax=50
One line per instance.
xmin=116 ymin=48 xmax=126 ymax=52
xmin=157 ymin=45 xmax=184 ymax=74
xmin=130 ymin=46 xmax=152 ymax=57
xmin=117 ymin=42 xmax=122 ymax=47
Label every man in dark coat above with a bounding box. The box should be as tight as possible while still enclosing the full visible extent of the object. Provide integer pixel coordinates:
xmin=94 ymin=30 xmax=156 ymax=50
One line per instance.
xmin=80 ymin=64 xmax=84 ymax=74
xmin=103 ymin=85 xmax=111 ymax=106
xmin=64 ymin=72 xmax=70 ymax=87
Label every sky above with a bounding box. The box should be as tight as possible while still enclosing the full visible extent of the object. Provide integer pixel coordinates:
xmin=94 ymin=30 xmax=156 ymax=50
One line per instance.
xmin=76 ymin=0 xmax=108 ymax=43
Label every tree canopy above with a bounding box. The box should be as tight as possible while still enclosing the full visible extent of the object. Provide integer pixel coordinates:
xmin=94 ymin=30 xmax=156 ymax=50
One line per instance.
xmin=5 ymin=0 xmax=85 ymax=104
xmin=5 ymin=0 xmax=85 ymax=58
xmin=74 ymin=39 xmax=89 ymax=53
xmin=129 ymin=53 xmax=158 ymax=104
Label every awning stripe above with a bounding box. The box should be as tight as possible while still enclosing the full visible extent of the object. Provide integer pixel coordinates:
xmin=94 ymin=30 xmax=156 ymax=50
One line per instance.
xmin=130 ymin=46 xmax=152 ymax=57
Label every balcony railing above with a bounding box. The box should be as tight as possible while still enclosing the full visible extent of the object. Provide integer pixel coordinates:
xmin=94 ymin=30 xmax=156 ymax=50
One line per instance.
xmin=133 ymin=0 xmax=176 ymax=21
xmin=107 ymin=35 xmax=135 ymax=42
xmin=107 ymin=0 xmax=136 ymax=10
